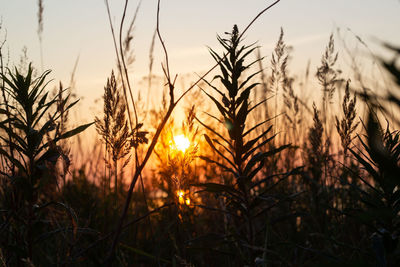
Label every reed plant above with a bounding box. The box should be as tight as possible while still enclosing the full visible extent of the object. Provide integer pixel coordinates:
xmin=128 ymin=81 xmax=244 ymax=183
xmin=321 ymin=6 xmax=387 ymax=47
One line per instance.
xmin=197 ymin=24 xmax=291 ymax=265
xmin=95 ymin=71 xmax=132 ymax=200
xmin=0 ymin=63 xmax=92 ymax=265
xmin=3 ymin=0 xmax=400 ymax=265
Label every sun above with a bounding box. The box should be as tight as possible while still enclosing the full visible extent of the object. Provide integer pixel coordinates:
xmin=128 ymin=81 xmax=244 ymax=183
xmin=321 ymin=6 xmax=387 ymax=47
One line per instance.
xmin=173 ymin=134 xmax=190 ymax=153
xmin=176 ymin=190 xmax=191 ymax=206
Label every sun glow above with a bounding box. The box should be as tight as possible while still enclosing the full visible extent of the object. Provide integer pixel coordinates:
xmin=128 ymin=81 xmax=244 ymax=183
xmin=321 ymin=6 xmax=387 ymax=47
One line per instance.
xmin=172 ymin=134 xmax=190 ymax=153
xmin=176 ymin=190 xmax=191 ymax=206
xmin=177 ymin=190 xmax=185 ymax=205
xmin=177 ymin=190 xmax=185 ymax=198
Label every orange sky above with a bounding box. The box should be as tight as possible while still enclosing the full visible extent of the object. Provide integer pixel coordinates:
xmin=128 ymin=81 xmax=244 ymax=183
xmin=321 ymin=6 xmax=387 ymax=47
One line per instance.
xmin=1 ymin=0 xmax=400 ymax=123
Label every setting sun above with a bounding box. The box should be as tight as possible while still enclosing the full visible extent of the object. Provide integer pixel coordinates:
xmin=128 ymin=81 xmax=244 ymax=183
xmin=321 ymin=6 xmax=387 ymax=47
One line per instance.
xmin=177 ymin=190 xmax=185 ymax=198
xmin=172 ymin=134 xmax=190 ymax=153
xmin=2 ymin=0 xmax=399 ymax=265
xmin=176 ymin=190 xmax=191 ymax=206
xmin=177 ymin=190 xmax=185 ymax=204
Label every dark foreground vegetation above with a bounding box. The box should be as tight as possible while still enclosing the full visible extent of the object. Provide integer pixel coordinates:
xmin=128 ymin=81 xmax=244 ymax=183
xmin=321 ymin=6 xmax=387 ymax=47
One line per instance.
xmin=1 ymin=1 xmax=400 ymax=266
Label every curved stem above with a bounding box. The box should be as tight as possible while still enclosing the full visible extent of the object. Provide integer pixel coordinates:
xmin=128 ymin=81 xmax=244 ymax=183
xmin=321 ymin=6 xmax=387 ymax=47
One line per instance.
xmin=105 ymin=0 xmax=282 ymax=264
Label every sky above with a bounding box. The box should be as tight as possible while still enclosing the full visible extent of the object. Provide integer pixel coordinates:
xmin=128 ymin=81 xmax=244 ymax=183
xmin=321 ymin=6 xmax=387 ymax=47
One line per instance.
xmin=1 ymin=0 xmax=400 ymax=122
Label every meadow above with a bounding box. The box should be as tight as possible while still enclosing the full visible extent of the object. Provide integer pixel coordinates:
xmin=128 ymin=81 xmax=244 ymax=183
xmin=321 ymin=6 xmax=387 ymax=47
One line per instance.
xmin=1 ymin=1 xmax=400 ymax=266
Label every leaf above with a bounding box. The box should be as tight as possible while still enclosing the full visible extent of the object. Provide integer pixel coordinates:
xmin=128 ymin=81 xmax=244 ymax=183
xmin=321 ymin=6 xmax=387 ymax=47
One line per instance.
xmin=252 ymin=167 xmax=303 ymax=190
xmin=0 ymin=108 xmax=9 ymax=115
xmin=199 ymin=156 xmax=236 ymax=175
xmin=199 ymin=72 xmax=225 ymax=98
xmin=58 ymin=122 xmax=94 ymax=140
xmin=247 ymin=98 xmax=269 ymax=114
xmin=242 ymin=126 xmax=272 ymax=157
xmin=0 ymin=147 xmax=26 ymax=173
xmin=243 ymin=144 xmax=289 ymax=175
xmin=196 ymin=117 xmax=232 ymax=148
xmin=193 ymin=182 xmax=243 ymax=202
xmin=201 ymin=89 xmax=228 ymax=118
xmin=0 ymin=135 xmax=26 ymax=155
xmin=203 ymin=134 xmax=237 ymax=171
xmin=245 ymin=160 xmax=264 ymax=181
xmin=243 ymin=116 xmax=274 ymax=137
xmin=64 ymin=98 xmax=80 ymax=113
xmin=37 ymin=91 xmax=49 ymax=108
xmin=0 ymin=124 xmax=28 ymax=150
xmin=237 ymin=83 xmax=258 ymax=108
xmin=349 ymin=147 xmax=380 ymax=183
xmin=243 ymin=134 xmax=276 ymax=161
xmin=32 ymin=98 xmax=57 ymax=128
xmin=36 ymin=148 xmax=60 ymax=165
xmin=238 ymin=70 xmax=261 ymax=91
xmin=202 ymin=111 xmax=223 ymax=124
xmin=29 ymin=69 xmax=52 ymax=102
xmin=211 ymin=137 xmax=234 ymax=159
xmin=236 ymin=98 xmax=248 ymax=129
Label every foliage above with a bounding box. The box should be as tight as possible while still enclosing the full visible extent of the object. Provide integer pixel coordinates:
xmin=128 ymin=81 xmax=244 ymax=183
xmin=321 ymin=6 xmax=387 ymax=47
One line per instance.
xmin=196 ymin=25 xmax=291 ymax=265
xmin=0 ymin=64 xmax=93 ymax=265
xmin=95 ymin=70 xmax=131 ymax=197
xmin=2 ymin=5 xmax=400 ymax=265
xmin=347 ymin=44 xmax=400 ymax=267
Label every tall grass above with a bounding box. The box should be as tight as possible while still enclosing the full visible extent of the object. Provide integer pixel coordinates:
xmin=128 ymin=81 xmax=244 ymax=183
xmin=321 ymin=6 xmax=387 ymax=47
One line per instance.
xmin=0 ymin=63 xmax=92 ymax=265
xmin=2 ymin=0 xmax=400 ymax=266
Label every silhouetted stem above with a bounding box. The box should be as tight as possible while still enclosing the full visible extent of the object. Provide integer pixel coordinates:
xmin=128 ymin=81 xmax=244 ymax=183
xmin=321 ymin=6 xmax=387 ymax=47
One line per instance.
xmin=60 ymin=203 xmax=173 ymax=265
xmin=105 ymin=0 xmax=282 ymax=264
xmin=105 ymin=104 xmax=176 ymax=265
xmin=0 ymin=47 xmax=15 ymax=177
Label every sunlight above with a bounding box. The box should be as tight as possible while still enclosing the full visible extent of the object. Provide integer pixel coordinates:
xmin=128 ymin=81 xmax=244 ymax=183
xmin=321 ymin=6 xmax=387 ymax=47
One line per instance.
xmin=185 ymin=198 xmax=191 ymax=206
xmin=172 ymin=134 xmax=190 ymax=153
xmin=177 ymin=190 xmax=185 ymax=205
xmin=177 ymin=190 xmax=191 ymax=206
xmin=177 ymin=190 xmax=185 ymax=198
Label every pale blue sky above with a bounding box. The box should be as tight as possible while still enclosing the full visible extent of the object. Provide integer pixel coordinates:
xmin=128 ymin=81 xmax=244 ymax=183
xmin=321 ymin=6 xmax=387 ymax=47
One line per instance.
xmin=1 ymin=0 xmax=399 ymax=116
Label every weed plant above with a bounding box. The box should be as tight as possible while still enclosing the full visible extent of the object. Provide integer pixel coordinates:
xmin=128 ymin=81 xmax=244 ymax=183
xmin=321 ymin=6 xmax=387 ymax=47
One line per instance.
xmin=1 ymin=1 xmax=400 ymax=266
